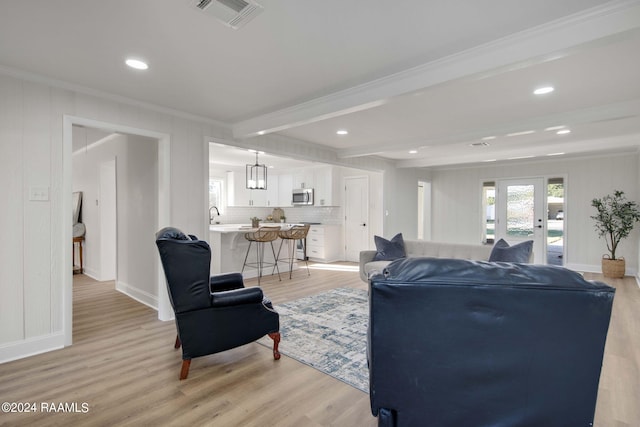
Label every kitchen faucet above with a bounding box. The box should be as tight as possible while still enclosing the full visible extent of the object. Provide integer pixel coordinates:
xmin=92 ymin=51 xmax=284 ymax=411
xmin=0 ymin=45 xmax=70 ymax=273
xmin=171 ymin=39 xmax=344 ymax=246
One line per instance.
xmin=209 ymin=206 xmax=220 ymax=223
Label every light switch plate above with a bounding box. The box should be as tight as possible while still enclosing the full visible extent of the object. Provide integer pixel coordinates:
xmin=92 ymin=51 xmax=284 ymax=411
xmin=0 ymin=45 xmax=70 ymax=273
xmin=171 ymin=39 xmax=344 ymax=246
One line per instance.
xmin=29 ymin=186 xmax=50 ymax=201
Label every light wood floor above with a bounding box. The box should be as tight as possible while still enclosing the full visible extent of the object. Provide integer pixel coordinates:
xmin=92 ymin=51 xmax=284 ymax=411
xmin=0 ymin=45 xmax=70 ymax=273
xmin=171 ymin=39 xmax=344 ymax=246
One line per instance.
xmin=0 ymin=266 xmax=637 ymax=426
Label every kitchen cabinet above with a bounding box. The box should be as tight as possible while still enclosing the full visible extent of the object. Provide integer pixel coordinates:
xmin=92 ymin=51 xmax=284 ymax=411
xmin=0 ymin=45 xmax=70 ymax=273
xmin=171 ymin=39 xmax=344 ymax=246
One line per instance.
xmin=292 ymin=170 xmax=314 ymax=190
xmin=227 ymin=170 xmax=268 ymax=207
xmin=313 ymin=166 xmax=341 ymax=206
xmin=265 ymin=175 xmax=279 ymax=207
xmin=277 ymin=174 xmax=293 ymax=207
xmin=305 ymin=224 xmax=342 ymax=262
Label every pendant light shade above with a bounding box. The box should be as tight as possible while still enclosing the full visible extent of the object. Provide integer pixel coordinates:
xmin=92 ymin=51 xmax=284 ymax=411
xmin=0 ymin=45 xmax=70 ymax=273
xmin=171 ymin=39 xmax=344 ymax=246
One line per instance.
xmin=246 ymin=151 xmax=267 ymax=190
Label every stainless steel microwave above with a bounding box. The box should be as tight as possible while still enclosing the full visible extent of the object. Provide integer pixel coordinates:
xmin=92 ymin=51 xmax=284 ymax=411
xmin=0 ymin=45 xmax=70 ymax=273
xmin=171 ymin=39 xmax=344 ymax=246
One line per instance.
xmin=292 ymin=188 xmax=314 ymax=205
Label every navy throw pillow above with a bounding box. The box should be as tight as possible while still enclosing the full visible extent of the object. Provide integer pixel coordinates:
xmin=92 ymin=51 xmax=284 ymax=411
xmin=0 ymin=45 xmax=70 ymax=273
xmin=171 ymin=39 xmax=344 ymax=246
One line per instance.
xmin=489 ymin=238 xmax=533 ymax=263
xmin=373 ymin=233 xmax=406 ymax=261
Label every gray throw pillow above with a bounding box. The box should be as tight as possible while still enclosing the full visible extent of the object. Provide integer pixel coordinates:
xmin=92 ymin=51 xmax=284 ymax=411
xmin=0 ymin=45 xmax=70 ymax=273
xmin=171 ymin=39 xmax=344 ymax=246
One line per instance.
xmin=373 ymin=233 xmax=406 ymax=261
xmin=489 ymin=238 xmax=533 ymax=263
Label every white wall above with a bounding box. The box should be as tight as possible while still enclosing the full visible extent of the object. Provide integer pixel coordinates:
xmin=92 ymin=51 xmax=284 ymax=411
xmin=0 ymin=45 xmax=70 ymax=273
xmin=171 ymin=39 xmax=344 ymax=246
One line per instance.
xmin=0 ymin=71 xmax=402 ymax=363
xmin=0 ymin=73 xmax=220 ymax=362
xmin=383 ymin=167 xmax=432 ymax=240
xmin=428 ymin=152 xmax=640 ymax=273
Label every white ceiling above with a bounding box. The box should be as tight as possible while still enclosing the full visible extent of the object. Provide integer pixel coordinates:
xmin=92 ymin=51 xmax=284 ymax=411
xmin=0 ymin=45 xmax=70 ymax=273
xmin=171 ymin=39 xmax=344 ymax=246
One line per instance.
xmin=2 ymin=0 xmax=640 ymax=168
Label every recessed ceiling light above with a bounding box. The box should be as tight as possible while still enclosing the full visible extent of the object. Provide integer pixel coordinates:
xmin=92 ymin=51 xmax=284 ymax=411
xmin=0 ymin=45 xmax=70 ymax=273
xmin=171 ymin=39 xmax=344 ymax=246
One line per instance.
xmin=336 ymin=130 xmax=348 ymax=135
xmin=545 ymin=125 xmax=565 ymax=131
xmin=125 ymin=58 xmax=148 ymax=70
xmin=507 ymin=155 xmax=535 ymax=160
xmin=483 ymin=159 xmax=497 ymax=162
xmin=547 ymin=152 xmax=565 ymax=156
xmin=481 ymin=136 xmax=496 ymax=141
xmin=257 ymin=131 xmax=265 ymax=135
xmin=507 ymin=130 xmax=535 ymax=137
xmin=557 ymin=129 xmax=571 ymax=135
xmin=533 ymin=86 xmax=554 ymax=95
xmin=409 ymin=150 xmax=418 ymax=154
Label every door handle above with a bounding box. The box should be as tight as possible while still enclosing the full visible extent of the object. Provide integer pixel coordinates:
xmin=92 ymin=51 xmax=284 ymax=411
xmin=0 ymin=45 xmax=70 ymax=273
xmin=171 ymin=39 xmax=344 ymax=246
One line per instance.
xmin=361 ymin=223 xmax=366 ymax=227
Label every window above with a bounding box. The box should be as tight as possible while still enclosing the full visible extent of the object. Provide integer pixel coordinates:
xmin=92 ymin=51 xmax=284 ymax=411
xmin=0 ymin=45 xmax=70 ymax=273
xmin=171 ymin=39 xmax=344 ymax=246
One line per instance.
xmin=209 ymin=178 xmax=224 ymax=213
xmin=482 ymin=181 xmax=495 ymax=244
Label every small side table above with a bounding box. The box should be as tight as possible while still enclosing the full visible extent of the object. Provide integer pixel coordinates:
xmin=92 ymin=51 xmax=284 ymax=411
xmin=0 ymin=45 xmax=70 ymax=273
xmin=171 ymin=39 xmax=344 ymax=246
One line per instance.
xmin=73 ymin=236 xmax=84 ymax=274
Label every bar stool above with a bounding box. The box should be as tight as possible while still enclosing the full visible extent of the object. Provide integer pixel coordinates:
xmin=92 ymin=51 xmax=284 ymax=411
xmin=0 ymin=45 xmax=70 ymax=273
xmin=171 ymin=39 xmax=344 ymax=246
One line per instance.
xmin=241 ymin=226 xmax=281 ymax=285
xmin=276 ymin=224 xmax=310 ymax=279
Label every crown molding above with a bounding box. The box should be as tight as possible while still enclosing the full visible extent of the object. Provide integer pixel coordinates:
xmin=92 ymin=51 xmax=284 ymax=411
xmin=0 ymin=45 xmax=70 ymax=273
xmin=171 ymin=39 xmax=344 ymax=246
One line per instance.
xmin=0 ymin=64 xmax=231 ymax=131
xmin=232 ymin=0 xmax=640 ymax=139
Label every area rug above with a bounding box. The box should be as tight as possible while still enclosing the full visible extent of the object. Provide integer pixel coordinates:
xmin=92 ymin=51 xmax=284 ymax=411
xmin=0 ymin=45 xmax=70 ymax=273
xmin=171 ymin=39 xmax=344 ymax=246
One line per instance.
xmin=258 ymin=287 xmax=369 ymax=393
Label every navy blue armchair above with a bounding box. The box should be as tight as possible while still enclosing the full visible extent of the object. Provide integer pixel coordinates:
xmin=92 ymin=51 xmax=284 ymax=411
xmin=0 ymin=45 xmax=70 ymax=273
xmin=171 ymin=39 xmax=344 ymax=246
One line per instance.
xmin=156 ymin=227 xmax=280 ymax=379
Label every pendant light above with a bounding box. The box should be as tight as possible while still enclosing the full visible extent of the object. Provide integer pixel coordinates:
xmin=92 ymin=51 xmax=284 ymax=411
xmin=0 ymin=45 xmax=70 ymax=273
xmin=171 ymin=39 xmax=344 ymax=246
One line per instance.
xmin=246 ymin=151 xmax=267 ymax=190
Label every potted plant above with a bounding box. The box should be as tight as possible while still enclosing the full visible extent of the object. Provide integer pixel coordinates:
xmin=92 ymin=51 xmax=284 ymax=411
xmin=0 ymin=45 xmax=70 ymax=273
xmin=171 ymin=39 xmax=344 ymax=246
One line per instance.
xmin=591 ymin=190 xmax=640 ymax=278
xmin=280 ymin=215 xmax=286 ymax=223
xmin=250 ymin=217 xmax=261 ymax=228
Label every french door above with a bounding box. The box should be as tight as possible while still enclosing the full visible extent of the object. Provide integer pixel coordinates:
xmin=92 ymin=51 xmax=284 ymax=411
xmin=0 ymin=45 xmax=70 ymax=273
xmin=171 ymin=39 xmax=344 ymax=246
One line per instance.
xmin=495 ymin=178 xmax=545 ymax=264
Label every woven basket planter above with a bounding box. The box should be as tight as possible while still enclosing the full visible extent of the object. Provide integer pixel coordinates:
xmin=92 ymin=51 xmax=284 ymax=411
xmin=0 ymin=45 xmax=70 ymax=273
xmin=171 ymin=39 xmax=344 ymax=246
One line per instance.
xmin=602 ymin=256 xmax=625 ymax=278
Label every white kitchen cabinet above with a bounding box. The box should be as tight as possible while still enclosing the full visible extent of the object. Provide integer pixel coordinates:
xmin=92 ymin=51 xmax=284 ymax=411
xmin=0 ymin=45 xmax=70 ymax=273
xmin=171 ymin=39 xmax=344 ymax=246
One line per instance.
xmin=277 ymin=174 xmax=293 ymax=207
xmin=305 ymin=224 xmax=342 ymax=262
xmin=227 ymin=170 xmax=269 ymax=207
xmin=265 ymin=175 xmax=279 ymax=207
xmin=292 ymin=170 xmax=314 ymax=190
xmin=313 ymin=166 xmax=341 ymax=206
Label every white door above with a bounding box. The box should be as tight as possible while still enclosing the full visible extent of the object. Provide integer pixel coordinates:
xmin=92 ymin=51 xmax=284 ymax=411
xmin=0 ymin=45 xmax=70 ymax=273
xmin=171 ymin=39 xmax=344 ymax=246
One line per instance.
xmin=344 ymin=176 xmax=369 ymax=262
xmin=496 ymin=178 xmax=545 ymax=263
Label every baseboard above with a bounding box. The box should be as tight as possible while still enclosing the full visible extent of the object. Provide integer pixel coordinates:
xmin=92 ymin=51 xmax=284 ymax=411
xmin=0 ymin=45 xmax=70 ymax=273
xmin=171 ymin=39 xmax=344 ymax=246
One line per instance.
xmin=566 ymin=262 xmax=638 ymax=277
xmin=565 ymin=263 xmax=601 ymax=274
xmin=82 ymin=266 xmax=100 ymax=281
xmin=116 ymin=280 xmax=158 ymax=311
xmin=0 ymin=331 xmax=65 ymax=363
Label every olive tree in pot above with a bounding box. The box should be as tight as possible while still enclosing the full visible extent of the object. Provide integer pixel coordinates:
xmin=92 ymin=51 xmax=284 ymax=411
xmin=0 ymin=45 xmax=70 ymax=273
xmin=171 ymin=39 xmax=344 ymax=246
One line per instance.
xmin=591 ymin=190 xmax=640 ymax=278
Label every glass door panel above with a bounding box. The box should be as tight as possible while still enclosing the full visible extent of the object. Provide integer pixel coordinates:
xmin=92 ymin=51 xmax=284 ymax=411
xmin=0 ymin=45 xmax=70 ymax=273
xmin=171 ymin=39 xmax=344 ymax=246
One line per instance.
xmin=496 ymin=178 xmax=545 ymax=263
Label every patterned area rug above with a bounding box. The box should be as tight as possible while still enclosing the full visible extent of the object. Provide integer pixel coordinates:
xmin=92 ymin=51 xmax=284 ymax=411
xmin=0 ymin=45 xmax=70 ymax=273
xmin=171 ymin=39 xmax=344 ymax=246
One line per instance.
xmin=258 ymin=288 xmax=369 ymax=393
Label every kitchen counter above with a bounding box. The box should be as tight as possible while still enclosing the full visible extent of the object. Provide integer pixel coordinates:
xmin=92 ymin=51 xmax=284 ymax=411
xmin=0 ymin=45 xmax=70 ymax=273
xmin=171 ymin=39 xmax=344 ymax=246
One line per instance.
xmin=209 ymin=223 xmax=297 ymax=279
xmin=209 ymin=223 xmax=292 ymax=233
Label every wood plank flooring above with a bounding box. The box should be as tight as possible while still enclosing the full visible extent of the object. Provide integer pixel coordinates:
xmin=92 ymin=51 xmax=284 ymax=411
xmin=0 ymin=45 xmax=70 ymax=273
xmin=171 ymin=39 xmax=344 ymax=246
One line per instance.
xmin=0 ymin=265 xmax=637 ymax=426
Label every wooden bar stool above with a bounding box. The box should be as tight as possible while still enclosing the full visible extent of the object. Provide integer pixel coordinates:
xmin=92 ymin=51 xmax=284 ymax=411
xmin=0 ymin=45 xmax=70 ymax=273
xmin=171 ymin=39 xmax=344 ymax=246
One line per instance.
xmin=276 ymin=224 xmax=310 ymax=279
xmin=241 ymin=226 xmax=281 ymax=285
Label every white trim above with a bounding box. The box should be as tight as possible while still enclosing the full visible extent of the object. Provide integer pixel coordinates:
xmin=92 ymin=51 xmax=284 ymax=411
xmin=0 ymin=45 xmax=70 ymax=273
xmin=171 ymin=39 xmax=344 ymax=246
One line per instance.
xmin=116 ymin=281 xmax=158 ymax=311
xmin=232 ymin=1 xmax=640 ymax=139
xmin=567 ymin=262 xmax=638 ymax=277
xmin=0 ymin=65 xmax=229 ymax=131
xmin=0 ymin=332 xmax=65 ymax=364
xmin=62 ymin=116 xmax=173 ymax=348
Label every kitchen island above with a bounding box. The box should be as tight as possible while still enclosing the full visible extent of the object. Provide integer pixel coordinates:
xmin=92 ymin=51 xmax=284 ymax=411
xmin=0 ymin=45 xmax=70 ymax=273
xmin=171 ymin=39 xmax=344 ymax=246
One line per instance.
xmin=209 ymin=224 xmax=298 ymax=279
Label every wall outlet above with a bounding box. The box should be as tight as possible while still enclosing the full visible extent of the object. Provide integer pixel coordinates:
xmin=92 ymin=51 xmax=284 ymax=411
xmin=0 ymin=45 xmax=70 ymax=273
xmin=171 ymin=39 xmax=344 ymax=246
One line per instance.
xmin=29 ymin=186 xmax=50 ymax=201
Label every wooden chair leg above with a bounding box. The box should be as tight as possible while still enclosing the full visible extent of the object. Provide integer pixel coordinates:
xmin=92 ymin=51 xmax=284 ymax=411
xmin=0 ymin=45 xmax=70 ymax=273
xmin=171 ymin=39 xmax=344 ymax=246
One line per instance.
xmin=174 ymin=335 xmax=181 ymax=349
xmin=179 ymin=359 xmax=191 ymax=380
xmin=268 ymin=332 xmax=281 ymax=360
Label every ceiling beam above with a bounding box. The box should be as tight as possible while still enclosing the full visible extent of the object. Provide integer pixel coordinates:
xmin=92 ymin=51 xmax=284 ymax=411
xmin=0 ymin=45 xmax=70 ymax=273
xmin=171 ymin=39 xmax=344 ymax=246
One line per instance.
xmin=232 ymin=1 xmax=640 ymax=140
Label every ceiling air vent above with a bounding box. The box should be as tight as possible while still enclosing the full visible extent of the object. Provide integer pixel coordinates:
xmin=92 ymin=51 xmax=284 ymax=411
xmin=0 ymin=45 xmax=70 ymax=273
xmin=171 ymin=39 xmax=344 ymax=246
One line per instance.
xmin=191 ymin=0 xmax=264 ymax=30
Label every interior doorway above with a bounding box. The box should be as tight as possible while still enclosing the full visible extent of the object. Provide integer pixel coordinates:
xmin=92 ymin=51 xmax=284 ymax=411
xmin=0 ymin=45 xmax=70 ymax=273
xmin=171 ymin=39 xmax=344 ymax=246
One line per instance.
xmin=417 ymin=181 xmax=431 ymax=240
xmin=63 ymin=116 xmax=172 ymax=346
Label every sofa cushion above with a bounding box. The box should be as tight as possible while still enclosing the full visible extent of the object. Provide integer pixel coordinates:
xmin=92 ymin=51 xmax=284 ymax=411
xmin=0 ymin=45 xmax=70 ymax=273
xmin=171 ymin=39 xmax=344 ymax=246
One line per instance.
xmin=489 ymin=239 xmax=533 ymax=263
xmin=373 ymin=233 xmax=406 ymax=261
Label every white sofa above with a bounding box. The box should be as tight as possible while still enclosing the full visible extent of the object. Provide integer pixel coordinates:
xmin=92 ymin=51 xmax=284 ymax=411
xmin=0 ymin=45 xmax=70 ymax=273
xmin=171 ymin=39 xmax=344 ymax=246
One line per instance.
xmin=359 ymin=239 xmax=493 ymax=282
